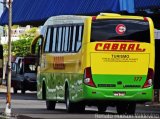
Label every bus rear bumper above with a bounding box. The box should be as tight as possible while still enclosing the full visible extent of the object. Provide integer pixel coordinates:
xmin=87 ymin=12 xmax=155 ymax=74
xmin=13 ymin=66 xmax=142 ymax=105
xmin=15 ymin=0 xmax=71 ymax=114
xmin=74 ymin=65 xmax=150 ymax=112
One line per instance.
xmin=82 ymin=85 xmax=153 ymax=102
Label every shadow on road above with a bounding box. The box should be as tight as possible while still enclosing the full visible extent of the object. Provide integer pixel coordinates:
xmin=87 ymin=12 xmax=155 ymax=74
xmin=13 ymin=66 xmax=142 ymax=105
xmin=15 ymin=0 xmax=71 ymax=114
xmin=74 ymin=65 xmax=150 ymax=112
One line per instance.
xmin=0 ymin=92 xmax=37 ymax=100
xmin=12 ymin=108 xmax=115 ymax=114
xmin=15 ymin=108 xmax=116 ymax=119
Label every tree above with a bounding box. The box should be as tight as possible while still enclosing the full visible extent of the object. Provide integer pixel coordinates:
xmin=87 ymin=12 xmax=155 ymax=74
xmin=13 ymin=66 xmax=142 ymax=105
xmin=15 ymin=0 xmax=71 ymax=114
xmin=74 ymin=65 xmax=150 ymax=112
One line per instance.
xmin=3 ymin=27 xmax=39 ymax=57
xmin=11 ymin=38 xmax=32 ymax=56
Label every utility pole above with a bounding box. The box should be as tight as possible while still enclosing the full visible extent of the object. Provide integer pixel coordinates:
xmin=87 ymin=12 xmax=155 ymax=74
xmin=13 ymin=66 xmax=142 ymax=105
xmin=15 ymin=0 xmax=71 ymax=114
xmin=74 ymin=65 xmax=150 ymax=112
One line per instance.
xmin=4 ymin=0 xmax=12 ymax=116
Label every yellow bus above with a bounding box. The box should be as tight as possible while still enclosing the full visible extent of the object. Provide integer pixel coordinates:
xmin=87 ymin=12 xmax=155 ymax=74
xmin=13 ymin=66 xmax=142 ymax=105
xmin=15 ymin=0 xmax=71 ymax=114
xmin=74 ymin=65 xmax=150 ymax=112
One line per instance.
xmin=31 ymin=13 xmax=155 ymax=114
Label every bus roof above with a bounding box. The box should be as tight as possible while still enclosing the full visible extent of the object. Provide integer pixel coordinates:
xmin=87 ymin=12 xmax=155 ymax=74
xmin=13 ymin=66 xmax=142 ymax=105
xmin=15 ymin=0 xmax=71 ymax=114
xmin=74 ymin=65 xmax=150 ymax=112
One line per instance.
xmin=40 ymin=13 xmax=147 ymax=36
xmin=43 ymin=15 xmax=88 ymax=26
xmin=43 ymin=13 xmax=145 ymax=27
xmin=41 ymin=15 xmax=88 ymax=36
xmin=96 ymin=13 xmax=144 ymax=20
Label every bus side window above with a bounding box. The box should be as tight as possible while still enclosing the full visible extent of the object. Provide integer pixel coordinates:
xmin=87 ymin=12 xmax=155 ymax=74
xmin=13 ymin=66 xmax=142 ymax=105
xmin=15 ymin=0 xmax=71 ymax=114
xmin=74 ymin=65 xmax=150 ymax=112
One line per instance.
xmin=57 ymin=27 xmax=63 ymax=52
xmin=67 ymin=26 xmax=72 ymax=52
xmin=71 ymin=26 xmax=76 ymax=52
xmin=64 ymin=27 xmax=69 ymax=52
xmin=68 ymin=26 xmax=74 ymax=52
xmin=61 ymin=27 xmax=66 ymax=52
xmin=49 ymin=24 xmax=84 ymax=53
xmin=76 ymin=42 xmax=81 ymax=51
xmin=44 ymin=28 xmax=51 ymax=52
xmin=52 ymin=27 xmax=57 ymax=52
xmin=62 ymin=26 xmax=74 ymax=53
xmin=76 ymin=25 xmax=83 ymax=51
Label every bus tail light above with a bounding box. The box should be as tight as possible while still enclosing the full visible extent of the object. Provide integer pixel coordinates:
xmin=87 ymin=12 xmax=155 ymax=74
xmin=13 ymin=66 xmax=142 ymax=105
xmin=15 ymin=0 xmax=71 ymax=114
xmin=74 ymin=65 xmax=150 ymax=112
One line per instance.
xmin=143 ymin=68 xmax=154 ymax=88
xmin=92 ymin=16 xmax=97 ymax=21
xmin=144 ymin=17 xmax=148 ymax=21
xmin=84 ymin=67 xmax=96 ymax=87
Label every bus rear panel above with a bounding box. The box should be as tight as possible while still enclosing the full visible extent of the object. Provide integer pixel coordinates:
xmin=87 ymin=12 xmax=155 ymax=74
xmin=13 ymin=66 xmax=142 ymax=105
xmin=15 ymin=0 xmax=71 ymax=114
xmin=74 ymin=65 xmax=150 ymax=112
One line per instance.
xmin=83 ymin=18 xmax=154 ymax=103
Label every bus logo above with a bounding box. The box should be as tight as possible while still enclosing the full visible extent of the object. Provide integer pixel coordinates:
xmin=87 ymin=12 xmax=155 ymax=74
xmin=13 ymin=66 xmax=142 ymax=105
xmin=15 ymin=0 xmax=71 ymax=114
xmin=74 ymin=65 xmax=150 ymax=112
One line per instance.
xmin=95 ymin=43 xmax=146 ymax=52
xmin=116 ymin=24 xmax=126 ymax=35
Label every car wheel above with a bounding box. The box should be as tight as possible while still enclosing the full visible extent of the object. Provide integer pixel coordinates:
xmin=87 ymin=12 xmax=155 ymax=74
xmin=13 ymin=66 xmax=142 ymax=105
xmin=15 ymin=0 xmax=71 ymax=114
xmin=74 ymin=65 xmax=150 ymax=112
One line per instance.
xmin=13 ymin=88 xmax=18 ymax=94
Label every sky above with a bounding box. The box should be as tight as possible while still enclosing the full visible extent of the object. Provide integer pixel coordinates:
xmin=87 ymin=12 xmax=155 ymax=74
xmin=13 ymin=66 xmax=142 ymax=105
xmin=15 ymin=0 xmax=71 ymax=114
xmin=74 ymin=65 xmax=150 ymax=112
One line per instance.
xmin=0 ymin=0 xmax=4 ymax=16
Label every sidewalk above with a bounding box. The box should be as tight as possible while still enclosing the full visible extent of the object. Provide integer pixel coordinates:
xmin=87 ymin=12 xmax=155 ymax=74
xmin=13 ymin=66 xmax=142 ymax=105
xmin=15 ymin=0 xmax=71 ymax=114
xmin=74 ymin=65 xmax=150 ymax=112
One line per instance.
xmin=143 ymin=102 xmax=160 ymax=108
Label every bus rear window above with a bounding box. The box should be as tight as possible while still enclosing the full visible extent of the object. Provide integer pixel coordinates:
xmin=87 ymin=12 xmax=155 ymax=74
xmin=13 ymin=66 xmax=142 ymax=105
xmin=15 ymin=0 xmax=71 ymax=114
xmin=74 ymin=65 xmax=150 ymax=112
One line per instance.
xmin=91 ymin=19 xmax=150 ymax=43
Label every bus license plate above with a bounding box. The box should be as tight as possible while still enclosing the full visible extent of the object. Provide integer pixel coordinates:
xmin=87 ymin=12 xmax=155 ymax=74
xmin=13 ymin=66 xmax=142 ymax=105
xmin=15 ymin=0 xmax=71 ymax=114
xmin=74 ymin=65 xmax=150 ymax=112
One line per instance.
xmin=114 ymin=92 xmax=126 ymax=96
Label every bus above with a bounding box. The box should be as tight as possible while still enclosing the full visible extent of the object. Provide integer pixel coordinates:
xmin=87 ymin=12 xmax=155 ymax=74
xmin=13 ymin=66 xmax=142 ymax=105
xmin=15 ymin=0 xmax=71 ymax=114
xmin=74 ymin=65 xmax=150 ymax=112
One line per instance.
xmin=31 ymin=13 xmax=155 ymax=114
xmin=0 ymin=45 xmax=3 ymax=85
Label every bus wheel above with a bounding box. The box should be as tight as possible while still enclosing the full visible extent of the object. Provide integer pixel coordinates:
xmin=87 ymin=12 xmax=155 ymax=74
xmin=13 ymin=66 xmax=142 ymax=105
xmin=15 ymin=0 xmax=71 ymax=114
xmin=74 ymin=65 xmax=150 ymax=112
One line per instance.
xmin=42 ymin=82 xmax=46 ymax=100
xmin=126 ymin=103 xmax=136 ymax=114
xmin=65 ymin=87 xmax=75 ymax=113
xmin=116 ymin=104 xmax=127 ymax=114
xmin=97 ymin=105 xmax=107 ymax=113
xmin=46 ymin=100 xmax=56 ymax=110
xmin=13 ymin=88 xmax=18 ymax=94
xmin=75 ymin=103 xmax=85 ymax=113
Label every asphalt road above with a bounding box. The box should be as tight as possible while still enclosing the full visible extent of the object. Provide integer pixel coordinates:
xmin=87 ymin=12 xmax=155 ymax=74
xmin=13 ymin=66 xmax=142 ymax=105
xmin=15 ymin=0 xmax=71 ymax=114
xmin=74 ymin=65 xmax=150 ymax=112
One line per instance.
xmin=0 ymin=92 xmax=160 ymax=119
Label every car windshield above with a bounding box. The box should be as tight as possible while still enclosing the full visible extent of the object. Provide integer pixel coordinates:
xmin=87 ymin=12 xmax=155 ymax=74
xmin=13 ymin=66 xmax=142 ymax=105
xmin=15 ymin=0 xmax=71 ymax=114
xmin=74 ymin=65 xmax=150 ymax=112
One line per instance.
xmin=24 ymin=64 xmax=36 ymax=73
xmin=24 ymin=58 xmax=37 ymax=73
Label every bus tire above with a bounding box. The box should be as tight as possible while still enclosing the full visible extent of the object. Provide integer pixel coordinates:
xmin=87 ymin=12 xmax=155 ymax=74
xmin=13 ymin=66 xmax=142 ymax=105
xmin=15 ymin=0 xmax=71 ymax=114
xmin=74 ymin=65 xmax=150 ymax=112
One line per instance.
xmin=65 ymin=87 xmax=75 ymax=113
xmin=75 ymin=102 xmax=85 ymax=113
xmin=116 ymin=104 xmax=127 ymax=114
xmin=97 ymin=105 xmax=107 ymax=113
xmin=46 ymin=100 xmax=56 ymax=110
xmin=42 ymin=82 xmax=46 ymax=100
xmin=126 ymin=103 xmax=136 ymax=114
xmin=117 ymin=103 xmax=136 ymax=114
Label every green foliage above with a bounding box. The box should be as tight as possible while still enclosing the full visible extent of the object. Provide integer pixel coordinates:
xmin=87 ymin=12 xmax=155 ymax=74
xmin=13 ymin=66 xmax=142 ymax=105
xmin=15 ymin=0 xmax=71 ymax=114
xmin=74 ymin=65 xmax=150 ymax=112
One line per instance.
xmin=11 ymin=38 xmax=32 ymax=56
xmin=19 ymin=27 xmax=38 ymax=40
xmin=3 ymin=44 xmax=8 ymax=56
xmin=3 ymin=27 xmax=38 ymax=57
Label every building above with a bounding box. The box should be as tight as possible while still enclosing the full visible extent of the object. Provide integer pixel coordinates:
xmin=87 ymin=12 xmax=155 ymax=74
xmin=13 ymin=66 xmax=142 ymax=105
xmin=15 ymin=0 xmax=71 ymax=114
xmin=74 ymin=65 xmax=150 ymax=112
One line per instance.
xmin=0 ymin=25 xmax=31 ymax=44
xmin=0 ymin=0 xmax=4 ymax=39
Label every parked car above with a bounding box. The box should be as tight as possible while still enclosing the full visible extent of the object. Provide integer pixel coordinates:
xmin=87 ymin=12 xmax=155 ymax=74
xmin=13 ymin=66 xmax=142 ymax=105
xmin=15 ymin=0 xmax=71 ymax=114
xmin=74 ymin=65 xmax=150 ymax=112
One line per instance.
xmin=6 ymin=56 xmax=37 ymax=94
